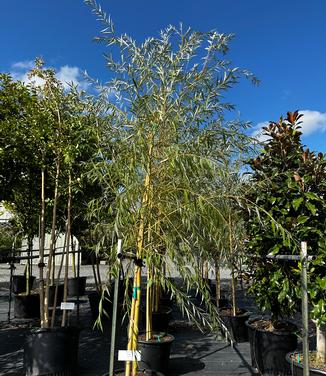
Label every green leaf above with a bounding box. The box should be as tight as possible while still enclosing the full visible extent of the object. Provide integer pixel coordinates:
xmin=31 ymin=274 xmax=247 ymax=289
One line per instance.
xmin=305 ymin=202 xmax=317 ymax=215
xmin=304 ymin=192 xmax=319 ymax=201
xmin=292 ymin=197 xmax=303 ymax=211
xmin=297 ymin=215 xmax=309 ymax=225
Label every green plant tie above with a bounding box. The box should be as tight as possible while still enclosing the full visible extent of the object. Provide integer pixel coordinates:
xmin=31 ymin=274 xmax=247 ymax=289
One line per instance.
xmin=298 ymin=353 xmax=301 ymax=364
xmin=132 ymin=286 xmax=141 ymax=299
xmin=157 ymin=335 xmax=161 ymax=343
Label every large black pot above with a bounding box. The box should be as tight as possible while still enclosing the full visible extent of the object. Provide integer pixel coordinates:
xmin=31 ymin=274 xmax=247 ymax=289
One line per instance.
xmin=14 ymin=294 xmax=40 ymax=319
xmin=246 ymin=318 xmax=298 ymax=375
xmin=12 ymin=275 xmax=35 ymax=294
xmin=219 ymin=309 xmax=250 ymax=343
xmin=138 ymin=334 xmax=174 ymax=374
xmin=67 ymin=277 xmax=87 ymax=297
xmin=24 ymin=326 xmax=80 ymax=376
xmin=286 ymin=352 xmax=326 ymax=376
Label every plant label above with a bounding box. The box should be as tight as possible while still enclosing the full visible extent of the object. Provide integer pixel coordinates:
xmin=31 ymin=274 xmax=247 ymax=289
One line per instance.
xmin=60 ymin=302 xmax=75 ymax=310
xmin=118 ymin=350 xmax=141 ymax=361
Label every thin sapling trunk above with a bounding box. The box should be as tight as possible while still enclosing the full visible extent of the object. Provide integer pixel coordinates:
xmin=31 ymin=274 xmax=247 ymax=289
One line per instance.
xmin=62 ymin=173 xmax=72 ymax=327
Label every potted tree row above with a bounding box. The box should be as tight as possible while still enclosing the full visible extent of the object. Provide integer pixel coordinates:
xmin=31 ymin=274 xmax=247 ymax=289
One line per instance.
xmin=245 ymin=111 xmax=325 ymax=375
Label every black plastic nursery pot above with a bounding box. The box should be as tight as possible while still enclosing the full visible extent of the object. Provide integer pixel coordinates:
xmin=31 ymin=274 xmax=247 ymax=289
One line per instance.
xmin=14 ymin=293 xmax=40 ymax=319
xmin=246 ymin=318 xmax=298 ymax=375
xmin=24 ymin=326 xmax=80 ymax=376
xmin=12 ymin=275 xmax=35 ymax=294
xmin=67 ymin=276 xmax=87 ymax=297
xmin=286 ymin=352 xmax=326 ymax=376
xmin=138 ymin=334 xmax=174 ymax=374
xmin=219 ymin=308 xmax=250 ymax=343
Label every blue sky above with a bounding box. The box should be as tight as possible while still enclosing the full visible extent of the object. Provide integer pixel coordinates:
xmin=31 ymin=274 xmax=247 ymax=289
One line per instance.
xmin=1 ymin=0 xmax=325 ymax=152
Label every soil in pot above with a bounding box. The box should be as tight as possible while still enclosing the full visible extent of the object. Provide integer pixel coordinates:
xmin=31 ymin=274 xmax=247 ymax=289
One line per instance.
xmin=138 ymin=333 xmax=174 ymax=374
xmin=113 ymin=370 xmax=164 ymax=376
xmin=24 ymin=326 xmax=80 ymax=376
xmin=14 ymin=293 xmax=40 ymax=319
xmin=219 ymin=308 xmax=250 ymax=343
xmin=246 ymin=318 xmax=298 ymax=375
xmin=67 ymin=276 xmax=87 ymax=297
xmin=12 ymin=275 xmax=36 ymax=294
xmin=286 ymin=352 xmax=326 ymax=376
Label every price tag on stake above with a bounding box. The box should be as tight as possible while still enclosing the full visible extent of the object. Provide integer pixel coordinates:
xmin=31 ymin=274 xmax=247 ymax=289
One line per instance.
xmin=60 ymin=302 xmax=75 ymax=310
xmin=118 ymin=350 xmax=141 ymax=361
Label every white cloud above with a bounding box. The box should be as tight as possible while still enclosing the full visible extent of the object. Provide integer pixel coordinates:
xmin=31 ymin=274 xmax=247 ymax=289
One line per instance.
xmin=56 ymin=65 xmax=89 ymax=90
xmin=299 ymin=110 xmax=326 ymax=135
xmin=10 ymin=60 xmax=89 ymax=91
xmin=252 ymin=110 xmax=326 ymax=142
xmin=251 ymin=121 xmax=271 ymax=143
xmin=12 ymin=60 xmax=35 ymax=70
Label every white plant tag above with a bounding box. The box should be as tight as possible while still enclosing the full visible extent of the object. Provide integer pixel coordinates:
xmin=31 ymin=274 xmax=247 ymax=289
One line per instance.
xmin=118 ymin=350 xmax=141 ymax=361
xmin=60 ymin=302 xmax=75 ymax=310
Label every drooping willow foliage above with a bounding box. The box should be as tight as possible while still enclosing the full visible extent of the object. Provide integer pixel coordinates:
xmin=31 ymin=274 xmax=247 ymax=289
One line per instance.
xmin=85 ymin=1 xmax=259 ymax=374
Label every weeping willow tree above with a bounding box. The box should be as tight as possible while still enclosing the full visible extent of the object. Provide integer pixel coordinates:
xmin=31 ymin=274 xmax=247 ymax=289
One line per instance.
xmin=86 ymin=2 xmax=257 ymax=374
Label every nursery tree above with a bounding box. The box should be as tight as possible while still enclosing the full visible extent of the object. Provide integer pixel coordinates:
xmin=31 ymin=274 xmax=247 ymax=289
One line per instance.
xmin=86 ymin=2 xmax=257 ymax=374
xmin=0 ymin=73 xmax=45 ymax=292
xmin=245 ymin=111 xmax=325 ymax=361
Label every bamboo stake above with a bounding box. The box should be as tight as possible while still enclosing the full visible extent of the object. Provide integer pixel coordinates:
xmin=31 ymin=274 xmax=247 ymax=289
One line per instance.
xmin=126 ymin=137 xmax=153 ymax=376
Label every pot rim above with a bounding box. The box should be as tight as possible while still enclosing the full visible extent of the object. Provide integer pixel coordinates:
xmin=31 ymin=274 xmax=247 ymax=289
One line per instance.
xmin=219 ymin=308 xmax=251 ymax=318
xmin=245 ymin=317 xmax=297 ymax=336
xmin=138 ymin=333 xmax=175 ymax=345
xmin=286 ymin=351 xmax=326 ymax=374
xmin=27 ymin=325 xmax=82 ymax=335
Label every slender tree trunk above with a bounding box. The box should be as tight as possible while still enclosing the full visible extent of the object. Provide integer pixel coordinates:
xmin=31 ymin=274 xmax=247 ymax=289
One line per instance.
xmin=71 ymin=236 xmax=76 ymax=278
xmin=62 ymin=173 xmax=72 ymax=327
xmin=229 ymin=213 xmax=236 ymax=316
xmin=44 ymin=160 xmax=60 ymax=327
xmin=50 ymin=224 xmax=68 ymax=327
xmin=215 ymin=259 xmax=221 ymax=306
xmin=39 ymin=169 xmax=46 ymax=327
xmin=146 ymin=269 xmax=153 ymax=341
xmin=26 ymin=235 xmax=33 ymax=295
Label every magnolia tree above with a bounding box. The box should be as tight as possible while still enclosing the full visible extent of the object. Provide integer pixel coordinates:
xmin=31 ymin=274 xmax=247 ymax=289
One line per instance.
xmin=86 ymin=1 xmax=257 ymax=375
xmin=245 ymin=111 xmax=325 ymax=363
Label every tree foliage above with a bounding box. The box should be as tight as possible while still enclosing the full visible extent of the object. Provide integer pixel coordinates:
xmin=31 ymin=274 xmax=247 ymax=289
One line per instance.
xmin=245 ymin=111 xmax=326 ymax=324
